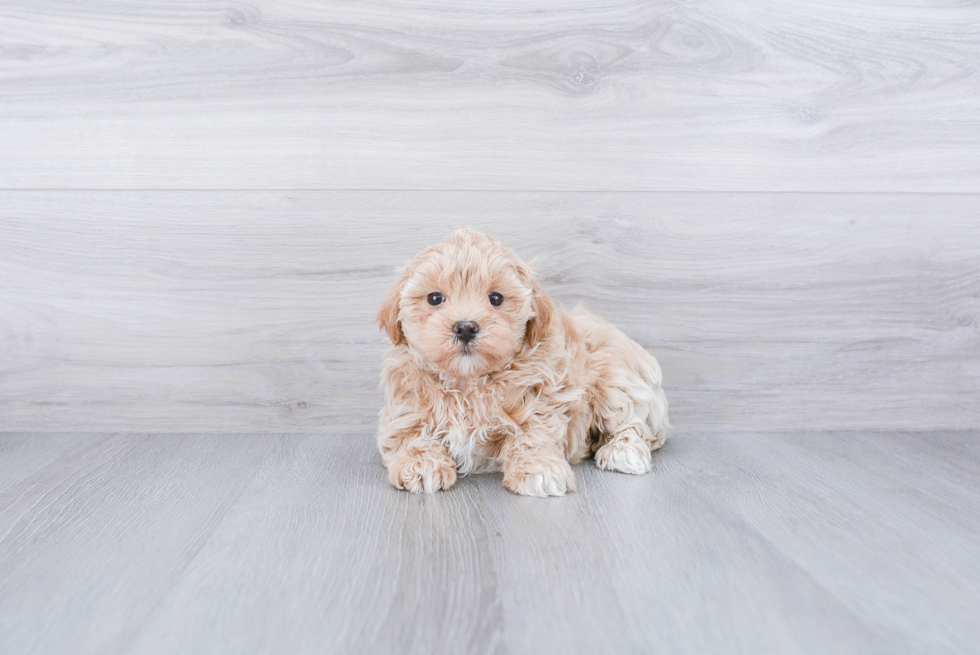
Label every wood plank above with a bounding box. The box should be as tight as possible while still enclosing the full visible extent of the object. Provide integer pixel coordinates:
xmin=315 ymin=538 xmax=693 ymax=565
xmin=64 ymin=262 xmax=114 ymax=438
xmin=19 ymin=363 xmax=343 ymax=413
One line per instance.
xmin=0 ymin=433 xmax=277 ymax=655
xmin=1 ymin=191 xmax=977 ymax=432
xmin=126 ymin=432 xmax=900 ymax=655
xmin=1 ymin=1 xmax=978 ymax=190
xmin=0 ymin=432 xmax=106 ymax=496
xmin=481 ymin=456 xmax=895 ymax=655
xmin=121 ymin=434 xmax=505 ymax=655
xmin=3 ymin=432 xmax=976 ymax=654
xmin=676 ymin=430 xmax=980 ymax=654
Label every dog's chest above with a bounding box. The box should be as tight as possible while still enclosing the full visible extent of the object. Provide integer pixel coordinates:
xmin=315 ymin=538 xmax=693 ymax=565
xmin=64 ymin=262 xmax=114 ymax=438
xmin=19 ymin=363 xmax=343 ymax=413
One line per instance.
xmin=436 ymin=386 xmax=512 ymax=475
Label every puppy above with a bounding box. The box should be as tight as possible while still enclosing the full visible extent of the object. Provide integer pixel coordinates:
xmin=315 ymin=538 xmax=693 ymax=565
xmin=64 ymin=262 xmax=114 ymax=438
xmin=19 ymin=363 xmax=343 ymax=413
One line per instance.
xmin=376 ymin=229 xmax=668 ymax=497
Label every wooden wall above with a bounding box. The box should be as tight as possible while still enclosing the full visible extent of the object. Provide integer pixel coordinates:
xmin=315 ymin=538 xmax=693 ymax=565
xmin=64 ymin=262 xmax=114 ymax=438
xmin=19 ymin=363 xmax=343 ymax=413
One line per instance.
xmin=1 ymin=0 xmax=978 ymax=432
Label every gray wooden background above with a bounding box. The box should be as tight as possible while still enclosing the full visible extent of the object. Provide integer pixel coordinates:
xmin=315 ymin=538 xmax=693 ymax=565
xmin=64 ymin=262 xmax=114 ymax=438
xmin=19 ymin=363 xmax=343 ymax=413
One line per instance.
xmin=1 ymin=0 xmax=978 ymax=433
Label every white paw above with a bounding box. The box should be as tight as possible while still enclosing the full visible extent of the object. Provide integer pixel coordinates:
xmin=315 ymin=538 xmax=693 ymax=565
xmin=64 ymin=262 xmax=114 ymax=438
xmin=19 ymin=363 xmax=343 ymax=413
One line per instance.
xmin=387 ymin=450 xmax=457 ymax=493
xmin=595 ymin=438 xmax=652 ymax=475
xmin=504 ymin=458 xmax=576 ymax=497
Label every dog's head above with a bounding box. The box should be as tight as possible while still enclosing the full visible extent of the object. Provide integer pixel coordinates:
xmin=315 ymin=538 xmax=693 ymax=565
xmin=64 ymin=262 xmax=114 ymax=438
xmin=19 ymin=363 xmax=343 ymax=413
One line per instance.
xmin=377 ymin=229 xmax=554 ymax=378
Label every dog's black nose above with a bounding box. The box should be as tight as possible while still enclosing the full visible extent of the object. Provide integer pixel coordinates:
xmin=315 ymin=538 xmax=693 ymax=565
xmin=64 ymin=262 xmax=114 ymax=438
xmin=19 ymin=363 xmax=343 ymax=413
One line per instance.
xmin=453 ymin=321 xmax=480 ymax=344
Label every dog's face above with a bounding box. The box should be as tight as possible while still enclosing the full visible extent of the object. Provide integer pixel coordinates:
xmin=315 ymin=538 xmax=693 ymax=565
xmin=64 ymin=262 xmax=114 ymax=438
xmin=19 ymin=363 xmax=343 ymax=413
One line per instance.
xmin=377 ymin=230 xmax=553 ymax=378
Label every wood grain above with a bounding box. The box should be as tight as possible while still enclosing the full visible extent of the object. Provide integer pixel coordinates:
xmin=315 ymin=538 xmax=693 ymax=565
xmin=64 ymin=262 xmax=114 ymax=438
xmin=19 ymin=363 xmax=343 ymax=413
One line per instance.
xmin=0 ymin=433 xmax=278 ymax=655
xmin=1 ymin=1 xmax=978 ymax=190
xmin=0 ymin=432 xmax=98 ymax=495
xmin=122 ymin=434 xmax=505 ymax=655
xmin=481 ymin=459 xmax=892 ymax=655
xmin=680 ymin=431 xmax=980 ymax=653
xmin=1 ymin=431 xmax=977 ymax=654
xmin=1 ymin=191 xmax=977 ymax=433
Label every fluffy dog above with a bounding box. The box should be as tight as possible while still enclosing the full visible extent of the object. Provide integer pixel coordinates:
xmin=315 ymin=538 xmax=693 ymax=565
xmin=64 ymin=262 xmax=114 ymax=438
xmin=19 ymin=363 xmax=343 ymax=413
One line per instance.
xmin=376 ymin=229 xmax=668 ymax=497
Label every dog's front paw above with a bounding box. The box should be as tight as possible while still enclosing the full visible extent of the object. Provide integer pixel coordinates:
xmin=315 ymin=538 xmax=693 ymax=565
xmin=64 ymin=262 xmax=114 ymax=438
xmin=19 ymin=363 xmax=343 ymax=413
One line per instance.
xmin=595 ymin=436 xmax=652 ymax=475
xmin=503 ymin=457 xmax=576 ymax=497
xmin=387 ymin=449 xmax=457 ymax=494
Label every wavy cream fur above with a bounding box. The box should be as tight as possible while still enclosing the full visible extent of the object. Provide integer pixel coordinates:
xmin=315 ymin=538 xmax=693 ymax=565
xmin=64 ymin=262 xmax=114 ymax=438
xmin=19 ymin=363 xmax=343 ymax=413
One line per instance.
xmin=377 ymin=229 xmax=668 ymax=497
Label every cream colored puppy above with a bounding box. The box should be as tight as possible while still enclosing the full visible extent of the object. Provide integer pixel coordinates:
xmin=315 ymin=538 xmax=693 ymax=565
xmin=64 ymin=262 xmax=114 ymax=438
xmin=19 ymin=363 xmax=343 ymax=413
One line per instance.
xmin=376 ymin=229 xmax=668 ymax=497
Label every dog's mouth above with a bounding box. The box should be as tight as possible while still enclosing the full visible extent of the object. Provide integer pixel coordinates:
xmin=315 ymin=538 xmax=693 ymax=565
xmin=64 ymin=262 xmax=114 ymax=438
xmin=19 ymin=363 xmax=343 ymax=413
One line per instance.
xmin=452 ymin=335 xmax=480 ymax=357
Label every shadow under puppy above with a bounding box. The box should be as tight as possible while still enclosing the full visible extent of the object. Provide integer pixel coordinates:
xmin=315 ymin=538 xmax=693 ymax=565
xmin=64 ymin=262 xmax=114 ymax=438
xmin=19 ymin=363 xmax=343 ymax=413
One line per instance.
xmin=377 ymin=229 xmax=668 ymax=497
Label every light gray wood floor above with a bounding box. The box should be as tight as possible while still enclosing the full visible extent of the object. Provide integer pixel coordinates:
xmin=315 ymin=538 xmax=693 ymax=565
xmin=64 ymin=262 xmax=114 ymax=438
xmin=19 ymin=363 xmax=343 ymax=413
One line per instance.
xmin=1 ymin=431 xmax=978 ymax=655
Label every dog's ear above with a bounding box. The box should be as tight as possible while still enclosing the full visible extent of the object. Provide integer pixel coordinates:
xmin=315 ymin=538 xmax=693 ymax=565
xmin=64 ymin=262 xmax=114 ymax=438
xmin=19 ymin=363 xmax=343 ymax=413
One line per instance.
xmin=377 ymin=268 xmax=408 ymax=346
xmin=517 ymin=259 xmax=555 ymax=350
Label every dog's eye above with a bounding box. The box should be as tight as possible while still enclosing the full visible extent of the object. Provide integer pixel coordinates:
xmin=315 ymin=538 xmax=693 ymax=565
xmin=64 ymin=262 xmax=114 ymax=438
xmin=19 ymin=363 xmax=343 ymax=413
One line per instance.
xmin=427 ymin=292 xmax=445 ymax=306
xmin=488 ymin=292 xmax=504 ymax=307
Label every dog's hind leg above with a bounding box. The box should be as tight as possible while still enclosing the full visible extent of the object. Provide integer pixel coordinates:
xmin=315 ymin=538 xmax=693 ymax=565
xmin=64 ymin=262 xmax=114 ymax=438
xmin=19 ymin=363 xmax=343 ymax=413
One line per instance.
xmin=590 ymin=336 xmax=669 ymax=476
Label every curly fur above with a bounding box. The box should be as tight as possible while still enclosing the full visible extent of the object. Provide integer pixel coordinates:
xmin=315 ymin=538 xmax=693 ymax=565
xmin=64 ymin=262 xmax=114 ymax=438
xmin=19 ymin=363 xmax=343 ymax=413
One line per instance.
xmin=376 ymin=229 xmax=669 ymax=497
